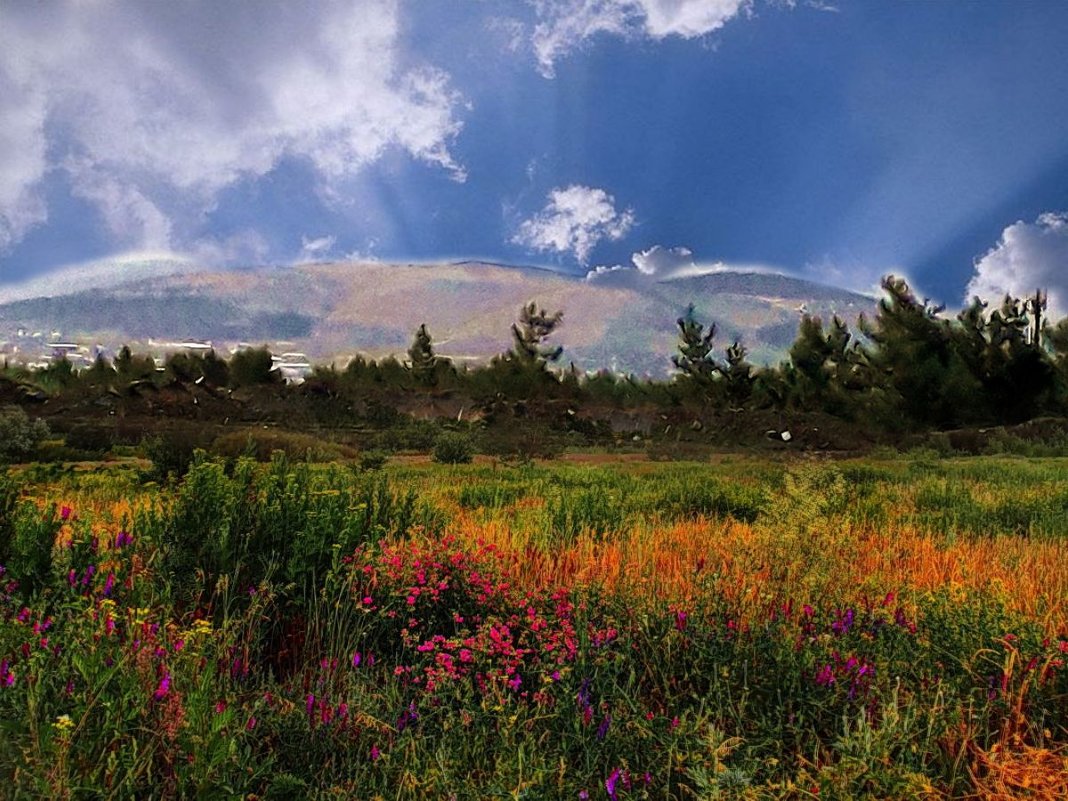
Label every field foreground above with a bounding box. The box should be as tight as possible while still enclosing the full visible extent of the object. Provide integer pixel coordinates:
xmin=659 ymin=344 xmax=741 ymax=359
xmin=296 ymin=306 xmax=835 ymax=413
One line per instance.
xmin=1 ymin=455 xmax=1067 ymax=799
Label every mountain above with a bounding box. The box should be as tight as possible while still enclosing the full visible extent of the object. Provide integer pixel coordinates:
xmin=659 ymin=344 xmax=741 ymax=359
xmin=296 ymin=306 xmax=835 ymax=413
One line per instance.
xmin=0 ymin=260 xmax=875 ymax=376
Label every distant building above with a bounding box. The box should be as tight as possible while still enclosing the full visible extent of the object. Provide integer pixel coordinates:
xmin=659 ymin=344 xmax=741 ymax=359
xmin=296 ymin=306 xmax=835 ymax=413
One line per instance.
xmin=271 ymin=353 xmax=313 ymax=385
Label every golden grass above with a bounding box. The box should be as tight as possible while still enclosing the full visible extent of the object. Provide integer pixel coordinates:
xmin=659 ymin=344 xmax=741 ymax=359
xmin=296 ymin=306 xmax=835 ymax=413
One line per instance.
xmin=449 ymin=512 xmax=1068 ymax=634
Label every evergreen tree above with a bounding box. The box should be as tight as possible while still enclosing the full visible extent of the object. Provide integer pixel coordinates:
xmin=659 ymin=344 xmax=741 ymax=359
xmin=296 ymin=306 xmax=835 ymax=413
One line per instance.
xmin=722 ymin=340 xmax=754 ymax=408
xmin=672 ymin=304 xmax=719 ymax=386
xmin=861 ymin=276 xmax=981 ymax=428
xmin=201 ymin=350 xmax=230 ymax=388
xmin=229 ymin=346 xmax=276 ymax=388
xmin=407 ymin=324 xmax=439 ymax=386
xmin=510 ymin=302 xmax=564 ymax=368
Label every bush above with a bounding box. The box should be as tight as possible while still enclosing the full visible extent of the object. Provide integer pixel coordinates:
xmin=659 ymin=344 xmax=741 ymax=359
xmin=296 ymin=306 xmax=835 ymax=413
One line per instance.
xmin=140 ymin=434 xmax=202 ymax=482
xmin=432 ymin=432 xmax=474 ymax=464
xmin=0 ymin=406 xmax=49 ymax=463
xmin=63 ymin=422 xmax=115 ymax=455
xmin=357 ymin=449 xmax=389 ymax=472
xmin=211 ymin=429 xmax=358 ymax=462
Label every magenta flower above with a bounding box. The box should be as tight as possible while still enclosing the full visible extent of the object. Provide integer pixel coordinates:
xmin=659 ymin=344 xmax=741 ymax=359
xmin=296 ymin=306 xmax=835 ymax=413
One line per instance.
xmin=153 ymin=672 xmax=171 ymax=701
xmin=605 ymin=768 xmax=621 ymax=801
xmin=815 ymin=664 xmax=835 ymax=686
xmin=352 ymin=651 xmax=361 ymax=668
xmin=370 ymin=744 xmax=381 ymax=761
xmin=60 ymin=505 xmax=71 ymax=520
xmin=674 ymin=609 xmax=688 ymax=631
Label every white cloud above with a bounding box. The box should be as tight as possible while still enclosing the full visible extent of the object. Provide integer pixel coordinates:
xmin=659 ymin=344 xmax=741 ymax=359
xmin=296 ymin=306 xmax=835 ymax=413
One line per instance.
xmin=531 ymin=0 xmax=750 ymax=76
xmin=0 ymin=0 xmax=466 ymax=256
xmin=966 ymin=212 xmax=1068 ymax=319
xmin=300 ymin=234 xmax=338 ymax=261
xmin=513 ymin=185 xmax=635 ymax=264
xmin=632 ymin=244 xmax=697 ymax=276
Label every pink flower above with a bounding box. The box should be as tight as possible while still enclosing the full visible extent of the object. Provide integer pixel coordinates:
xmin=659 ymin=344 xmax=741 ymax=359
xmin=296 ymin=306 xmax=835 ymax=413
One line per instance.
xmin=370 ymin=744 xmax=381 ymax=761
xmin=245 ymin=716 xmax=257 ymax=731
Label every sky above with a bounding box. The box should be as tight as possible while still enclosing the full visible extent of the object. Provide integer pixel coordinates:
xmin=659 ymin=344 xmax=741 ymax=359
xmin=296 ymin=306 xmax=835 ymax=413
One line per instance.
xmin=2 ymin=0 xmax=1068 ymax=313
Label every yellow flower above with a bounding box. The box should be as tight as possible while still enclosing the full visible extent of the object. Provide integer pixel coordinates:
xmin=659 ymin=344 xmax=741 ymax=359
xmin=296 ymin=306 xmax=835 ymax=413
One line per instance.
xmin=54 ymin=714 xmax=74 ymax=735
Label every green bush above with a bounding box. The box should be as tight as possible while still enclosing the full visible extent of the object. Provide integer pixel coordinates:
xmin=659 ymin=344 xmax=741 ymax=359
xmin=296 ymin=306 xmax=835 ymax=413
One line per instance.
xmin=432 ymin=432 xmax=474 ymax=464
xmin=0 ymin=406 xmax=49 ymax=463
xmin=211 ymin=429 xmax=358 ymax=462
xmin=356 ymin=449 xmax=389 ymax=472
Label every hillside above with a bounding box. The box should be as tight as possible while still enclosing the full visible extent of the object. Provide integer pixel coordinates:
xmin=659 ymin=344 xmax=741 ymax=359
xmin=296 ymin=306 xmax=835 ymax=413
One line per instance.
xmin=0 ymin=261 xmax=874 ymax=375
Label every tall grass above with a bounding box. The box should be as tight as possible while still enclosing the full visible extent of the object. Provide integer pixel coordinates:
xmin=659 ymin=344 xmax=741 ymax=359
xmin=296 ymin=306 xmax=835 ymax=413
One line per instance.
xmin=1 ymin=456 xmax=1066 ymax=798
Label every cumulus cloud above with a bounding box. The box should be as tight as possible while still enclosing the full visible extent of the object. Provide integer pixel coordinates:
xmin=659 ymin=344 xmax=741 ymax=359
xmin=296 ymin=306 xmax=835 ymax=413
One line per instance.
xmin=631 ymin=245 xmax=697 ymax=277
xmin=513 ymin=185 xmax=635 ymax=264
xmin=966 ymin=212 xmax=1068 ymax=319
xmin=531 ymin=0 xmax=750 ymax=76
xmin=0 ymin=0 xmax=466 ymax=257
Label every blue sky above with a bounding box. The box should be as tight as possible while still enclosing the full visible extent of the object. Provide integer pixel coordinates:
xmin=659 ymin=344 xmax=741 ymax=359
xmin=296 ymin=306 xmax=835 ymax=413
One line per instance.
xmin=2 ymin=0 xmax=1068 ymax=312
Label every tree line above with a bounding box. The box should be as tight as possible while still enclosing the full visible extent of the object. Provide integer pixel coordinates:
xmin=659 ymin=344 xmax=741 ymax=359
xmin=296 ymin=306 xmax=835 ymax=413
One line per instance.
xmin=7 ymin=277 xmax=1068 ymax=433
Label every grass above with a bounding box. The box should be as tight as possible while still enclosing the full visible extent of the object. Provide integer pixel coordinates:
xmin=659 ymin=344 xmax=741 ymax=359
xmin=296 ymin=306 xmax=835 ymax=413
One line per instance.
xmin=0 ymin=454 xmax=1066 ymax=799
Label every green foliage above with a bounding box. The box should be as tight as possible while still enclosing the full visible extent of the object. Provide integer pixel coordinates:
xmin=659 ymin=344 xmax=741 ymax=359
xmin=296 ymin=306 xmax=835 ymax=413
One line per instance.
xmin=510 ymin=301 xmax=564 ymax=368
xmin=229 ymin=345 xmax=277 ymax=388
xmin=672 ymin=303 xmax=719 ymax=386
xmin=210 ymin=429 xmax=358 ymax=462
xmin=432 ymin=431 xmax=474 ymax=464
xmin=406 ymin=323 xmax=449 ymax=387
xmin=0 ymin=406 xmax=49 ymax=463
xmin=356 ymin=449 xmax=390 ymax=472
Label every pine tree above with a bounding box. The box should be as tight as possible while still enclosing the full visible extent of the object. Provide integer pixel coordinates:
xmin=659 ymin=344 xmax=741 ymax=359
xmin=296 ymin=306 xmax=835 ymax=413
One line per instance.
xmin=407 ymin=324 xmax=439 ymax=386
xmin=672 ymin=304 xmax=719 ymax=385
xmin=722 ymin=340 xmax=754 ymax=408
xmin=510 ymin=302 xmax=564 ymax=369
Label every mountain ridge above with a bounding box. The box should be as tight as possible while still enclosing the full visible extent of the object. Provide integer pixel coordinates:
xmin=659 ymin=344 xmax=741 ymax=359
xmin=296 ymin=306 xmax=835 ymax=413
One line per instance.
xmin=0 ymin=260 xmax=875 ymax=375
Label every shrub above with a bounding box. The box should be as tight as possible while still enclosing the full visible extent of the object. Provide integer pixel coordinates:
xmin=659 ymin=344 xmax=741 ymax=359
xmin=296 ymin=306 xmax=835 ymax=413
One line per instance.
xmin=63 ymin=422 xmax=115 ymax=455
xmin=432 ymin=432 xmax=474 ymax=464
xmin=0 ymin=406 xmax=49 ymax=463
xmin=357 ymin=449 xmax=389 ymax=472
xmin=140 ymin=434 xmax=200 ymax=482
xmin=211 ymin=429 xmax=358 ymax=462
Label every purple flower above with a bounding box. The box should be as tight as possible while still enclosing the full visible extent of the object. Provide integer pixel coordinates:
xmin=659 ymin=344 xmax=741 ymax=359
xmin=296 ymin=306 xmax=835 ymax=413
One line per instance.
xmin=579 ymin=792 xmax=589 ymax=800
xmin=370 ymin=744 xmax=381 ymax=761
xmin=831 ymin=608 xmax=855 ymax=636
xmin=306 ymin=693 xmax=315 ymax=717
xmin=352 ymin=651 xmax=361 ymax=668
xmin=577 ymin=676 xmax=591 ymax=707
xmin=596 ymin=713 xmax=611 ymax=741
xmin=815 ymin=664 xmax=835 ymax=686
xmin=115 ymin=531 xmax=132 ymax=549
xmin=102 ymin=572 xmax=115 ymax=598
xmin=605 ymin=768 xmax=621 ymax=801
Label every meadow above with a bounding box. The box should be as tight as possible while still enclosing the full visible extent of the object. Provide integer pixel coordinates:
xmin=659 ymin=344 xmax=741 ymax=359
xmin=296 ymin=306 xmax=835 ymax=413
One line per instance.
xmin=1 ymin=452 xmax=1067 ymax=799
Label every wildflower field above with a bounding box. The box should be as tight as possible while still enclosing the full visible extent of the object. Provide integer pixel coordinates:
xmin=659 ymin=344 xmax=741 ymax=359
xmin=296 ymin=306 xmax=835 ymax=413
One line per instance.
xmin=1 ymin=453 xmax=1067 ymax=799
